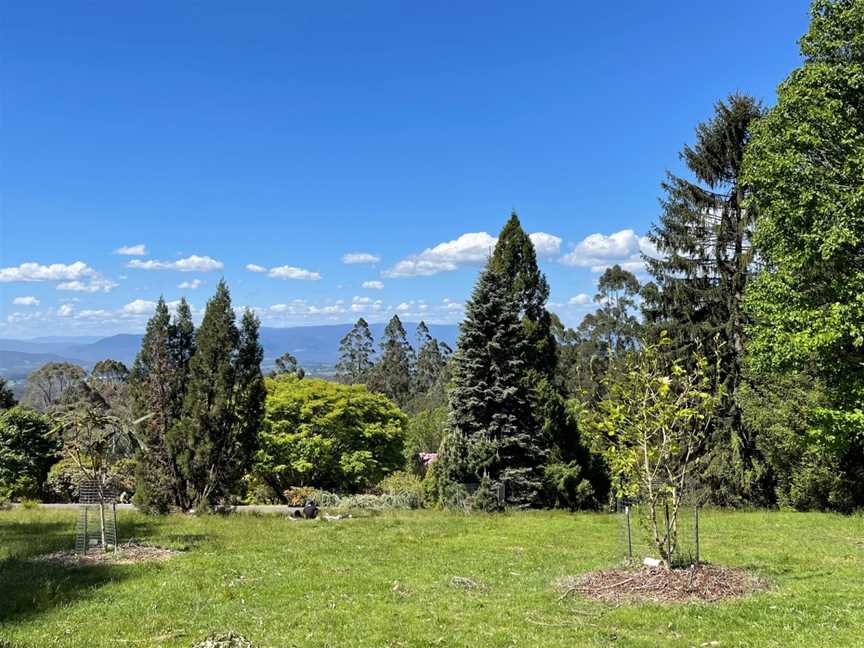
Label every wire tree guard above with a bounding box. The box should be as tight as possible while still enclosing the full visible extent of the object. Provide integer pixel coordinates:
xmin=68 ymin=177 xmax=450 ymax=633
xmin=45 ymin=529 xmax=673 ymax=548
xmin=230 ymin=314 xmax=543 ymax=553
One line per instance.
xmin=75 ymin=478 xmax=118 ymax=554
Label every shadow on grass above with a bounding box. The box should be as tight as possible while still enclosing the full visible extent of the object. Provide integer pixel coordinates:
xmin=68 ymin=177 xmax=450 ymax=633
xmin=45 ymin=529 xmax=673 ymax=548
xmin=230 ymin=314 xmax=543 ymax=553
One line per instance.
xmin=0 ymin=558 xmax=129 ymax=625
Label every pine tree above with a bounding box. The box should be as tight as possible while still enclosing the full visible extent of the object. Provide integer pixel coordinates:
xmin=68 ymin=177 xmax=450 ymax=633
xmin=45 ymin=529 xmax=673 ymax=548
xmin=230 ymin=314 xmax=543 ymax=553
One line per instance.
xmin=170 ymin=281 xmax=244 ymax=509
xmin=335 ymin=318 xmax=375 ymax=383
xmin=440 ymin=263 xmax=545 ymax=507
xmin=369 ymin=314 xmax=414 ymax=405
xmin=233 ymin=309 xmax=267 ymax=486
xmin=643 ymin=94 xmax=765 ymax=505
xmin=130 ymin=298 xmax=186 ymax=512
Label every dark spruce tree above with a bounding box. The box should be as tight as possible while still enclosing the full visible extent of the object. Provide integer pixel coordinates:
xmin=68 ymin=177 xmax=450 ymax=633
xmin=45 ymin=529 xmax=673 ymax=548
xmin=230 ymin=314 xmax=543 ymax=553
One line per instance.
xmin=439 ymin=262 xmax=545 ymax=508
xmin=170 ymin=281 xmax=264 ymax=509
xmin=643 ymin=94 xmax=766 ymax=505
xmin=335 ymin=318 xmax=376 ymax=383
xmin=130 ymin=298 xmax=188 ymax=512
xmin=368 ymin=314 xmax=414 ymax=406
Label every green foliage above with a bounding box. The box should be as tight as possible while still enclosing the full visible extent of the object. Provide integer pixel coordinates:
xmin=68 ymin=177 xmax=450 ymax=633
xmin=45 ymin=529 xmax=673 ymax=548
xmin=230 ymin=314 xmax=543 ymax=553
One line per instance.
xmin=44 ymin=456 xmax=136 ymax=503
xmin=579 ymin=336 xmax=722 ymax=564
xmin=335 ymin=318 xmax=376 ymax=383
xmin=377 ymin=470 xmax=425 ymax=504
xmin=170 ymin=282 xmax=266 ymax=510
xmin=22 ymin=362 xmax=87 ymax=412
xmin=643 ymin=94 xmax=765 ymax=505
xmin=541 ymin=461 xmax=595 ymax=511
xmin=0 ymin=377 xmax=16 ymax=411
xmin=439 ymin=261 xmax=545 ymax=508
xmin=403 ymin=406 xmax=447 ymax=467
xmin=0 ymin=406 xmax=59 ymax=501
xmin=254 ymin=375 xmax=406 ymax=495
xmin=470 ymin=472 xmax=502 ymax=512
xmin=270 ymin=352 xmax=304 ymax=379
xmin=743 ymin=0 xmax=864 ymax=511
xmin=368 ymin=315 xmax=415 ymax=406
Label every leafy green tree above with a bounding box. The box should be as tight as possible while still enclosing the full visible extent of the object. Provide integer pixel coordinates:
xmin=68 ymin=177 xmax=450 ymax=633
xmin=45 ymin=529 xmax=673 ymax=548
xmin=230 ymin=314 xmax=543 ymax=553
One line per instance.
xmin=171 ymin=282 xmax=264 ymax=509
xmin=743 ymin=0 xmax=864 ymax=508
xmin=413 ymin=321 xmax=451 ymax=394
xmin=22 ymin=362 xmax=87 ymax=412
xmin=643 ymin=94 xmax=765 ymax=505
xmin=335 ymin=318 xmax=376 ymax=383
xmin=404 ymin=406 xmax=448 ymax=467
xmin=368 ymin=314 xmax=415 ymax=405
xmin=579 ymin=336 xmax=722 ymax=565
xmin=130 ymin=298 xmax=188 ymax=512
xmin=438 ymin=262 xmax=545 ymax=508
xmin=254 ymin=375 xmax=406 ymax=495
xmin=0 ymin=407 xmax=59 ymax=500
xmin=0 ymin=377 xmax=18 ymax=411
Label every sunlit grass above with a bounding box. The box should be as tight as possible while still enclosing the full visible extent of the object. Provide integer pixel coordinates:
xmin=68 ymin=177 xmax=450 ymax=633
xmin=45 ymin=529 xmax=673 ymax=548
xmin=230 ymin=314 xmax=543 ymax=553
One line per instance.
xmin=0 ymin=508 xmax=862 ymax=647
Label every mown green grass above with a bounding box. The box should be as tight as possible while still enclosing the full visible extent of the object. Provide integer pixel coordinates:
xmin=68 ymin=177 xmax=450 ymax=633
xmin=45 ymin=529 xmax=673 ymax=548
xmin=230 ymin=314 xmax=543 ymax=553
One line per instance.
xmin=0 ymin=508 xmax=862 ymax=647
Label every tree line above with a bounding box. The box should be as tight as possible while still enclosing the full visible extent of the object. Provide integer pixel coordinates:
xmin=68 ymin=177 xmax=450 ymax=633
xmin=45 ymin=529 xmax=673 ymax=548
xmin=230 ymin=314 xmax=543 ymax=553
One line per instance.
xmin=1 ymin=0 xmax=861 ymax=515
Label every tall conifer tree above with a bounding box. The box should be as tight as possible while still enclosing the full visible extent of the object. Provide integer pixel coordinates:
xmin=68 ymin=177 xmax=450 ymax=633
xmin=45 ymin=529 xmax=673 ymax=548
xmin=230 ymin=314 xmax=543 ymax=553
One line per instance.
xmin=439 ymin=262 xmax=545 ymax=507
xmin=643 ymin=94 xmax=765 ymax=504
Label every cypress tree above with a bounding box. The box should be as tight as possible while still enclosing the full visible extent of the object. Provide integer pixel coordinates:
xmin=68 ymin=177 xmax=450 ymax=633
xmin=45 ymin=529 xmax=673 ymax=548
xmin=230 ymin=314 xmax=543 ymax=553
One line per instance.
xmin=170 ymin=281 xmax=248 ymax=509
xmin=130 ymin=298 xmax=186 ymax=512
xmin=233 ymin=309 xmax=267 ymax=485
xmin=335 ymin=318 xmax=375 ymax=383
xmin=439 ymin=262 xmax=545 ymax=508
xmin=643 ymin=94 xmax=765 ymax=504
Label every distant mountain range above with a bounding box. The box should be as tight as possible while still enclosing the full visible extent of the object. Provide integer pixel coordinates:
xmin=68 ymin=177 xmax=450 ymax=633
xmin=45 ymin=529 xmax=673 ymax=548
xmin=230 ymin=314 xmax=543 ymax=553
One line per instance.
xmin=0 ymin=322 xmax=460 ymax=382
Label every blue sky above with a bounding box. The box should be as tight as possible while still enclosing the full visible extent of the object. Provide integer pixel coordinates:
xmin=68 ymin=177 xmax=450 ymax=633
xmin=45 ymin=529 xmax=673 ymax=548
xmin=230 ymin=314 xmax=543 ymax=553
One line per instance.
xmin=0 ymin=1 xmax=810 ymax=338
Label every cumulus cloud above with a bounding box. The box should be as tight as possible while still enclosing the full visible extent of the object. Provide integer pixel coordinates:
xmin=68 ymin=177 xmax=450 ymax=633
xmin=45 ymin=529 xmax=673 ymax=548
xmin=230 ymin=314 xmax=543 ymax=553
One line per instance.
xmin=57 ymin=277 xmax=119 ymax=293
xmin=113 ymin=244 xmax=148 ymax=256
xmin=342 ymin=252 xmax=380 ymax=265
xmin=178 ymin=279 xmax=204 ymax=289
xmin=384 ymin=230 xmax=563 ymax=277
xmin=560 ymin=229 xmax=656 ymax=272
xmin=268 ymin=266 xmax=321 ymax=281
xmin=121 ymin=299 xmax=158 ymax=315
xmin=529 ymin=232 xmax=562 ymax=258
xmin=245 ymin=264 xmax=267 ymax=273
xmin=568 ymin=293 xmax=592 ymax=305
xmin=362 ymin=280 xmax=384 ymax=290
xmin=13 ymin=296 xmax=39 ymax=306
xmin=57 ymin=303 xmax=74 ymax=317
xmin=127 ymin=255 xmax=223 ymax=272
xmin=0 ymin=261 xmax=95 ymax=283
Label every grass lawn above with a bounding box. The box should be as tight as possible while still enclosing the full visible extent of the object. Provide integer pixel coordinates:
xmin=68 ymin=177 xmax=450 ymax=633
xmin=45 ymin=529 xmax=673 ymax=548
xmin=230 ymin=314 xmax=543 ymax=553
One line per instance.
xmin=0 ymin=508 xmax=862 ymax=647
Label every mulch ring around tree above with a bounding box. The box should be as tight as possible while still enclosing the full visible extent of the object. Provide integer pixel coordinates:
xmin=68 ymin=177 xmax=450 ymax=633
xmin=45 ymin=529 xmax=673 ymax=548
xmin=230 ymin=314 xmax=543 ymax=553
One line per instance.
xmin=554 ymin=565 xmax=766 ymax=604
xmin=35 ymin=541 xmax=180 ymax=567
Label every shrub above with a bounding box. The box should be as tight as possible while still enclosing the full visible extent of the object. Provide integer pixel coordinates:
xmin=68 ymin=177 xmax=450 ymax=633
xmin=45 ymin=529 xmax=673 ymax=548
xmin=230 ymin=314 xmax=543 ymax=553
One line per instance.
xmin=45 ymin=456 xmax=137 ymax=503
xmin=377 ymin=471 xmax=424 ymax=499
xmin=337 ymin=492 xmax=422 ymax=511
xmin=254 ymin=376 xmax=406 ymax=494
xmin=421 ymin=460 xmax=441 ymax=508
xmin=0 ymin=407 xmax=59 ymax=500
xmin=282 ymin=486 xmax=317 ymax=506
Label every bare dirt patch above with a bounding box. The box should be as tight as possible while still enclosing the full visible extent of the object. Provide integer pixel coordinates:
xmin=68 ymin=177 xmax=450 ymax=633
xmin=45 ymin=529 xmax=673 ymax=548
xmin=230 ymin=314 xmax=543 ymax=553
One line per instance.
xmin=35 ymin=542 xmax=180 ymax=567
xmin=554 ymin=565 xmax=766 ymax=604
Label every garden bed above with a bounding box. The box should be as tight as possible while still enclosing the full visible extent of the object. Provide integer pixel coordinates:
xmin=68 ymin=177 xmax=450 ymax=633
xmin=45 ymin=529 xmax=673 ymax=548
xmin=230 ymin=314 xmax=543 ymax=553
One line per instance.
xmin=555 ymin=565 xmax=766 ymax=603
xmin=35 ymin=542 xmax=179 ymax=567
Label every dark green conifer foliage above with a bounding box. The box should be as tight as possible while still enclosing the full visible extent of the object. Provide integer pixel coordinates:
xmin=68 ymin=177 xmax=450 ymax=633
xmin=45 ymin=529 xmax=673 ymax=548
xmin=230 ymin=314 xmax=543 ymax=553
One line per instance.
xmin=170 ymin=281 xmax=263 ymax=509
xmin=643 ymin=94 xmax=765 ymax=505
xmin=335 ymin=318 xmax=375 ymax=383
xmin=440 ymin=263 xmax=545 ymax=508
xmin=130 ymin=298 xmax=186 ymax=512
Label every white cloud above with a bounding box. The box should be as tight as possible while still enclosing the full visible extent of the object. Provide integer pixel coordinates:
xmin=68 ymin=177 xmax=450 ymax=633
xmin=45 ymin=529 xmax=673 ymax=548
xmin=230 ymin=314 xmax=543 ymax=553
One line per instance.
xmin=246 ymin=264 xmax=267 ymax=273
xmin=342 ymin=252 xmax=380 ymax=265
xmin=178 ymin=279 xmax=204 ymax=290
xmin=384 ymin=232 xmax=497 ymax=277
xmin=57 ymin=303 xmax=74 ymax=317
xmin=362 ymin=280 xmax=384 ymax=290
xmin=384 ymin=230 xmax=563 ymax=277
xmin=396 ymin=302 xmax=411 ymax=312
xmin=560 ymin=229 xmax=656 ymax=272
xmin=13 ymin=296 xmax=39 ymax=306
xmin=121 ymin=299 xmax=158 ymax=315
xmin=529 ymin=232 xmax=562 ymax=258
xmin=268 ymin=266 xmax=321 ymax=281
xmin=127 ymin=255 xmax=223 ymax=272
xmin=57 ymin=277 xmax=118 ymax=293
xmin=0 ymin=261 xmax=95 ymax=283
xmin=568 ymin=293 xmax=592 ymax=305
xmin=113 ymin=244 xmax=148 ymax=256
